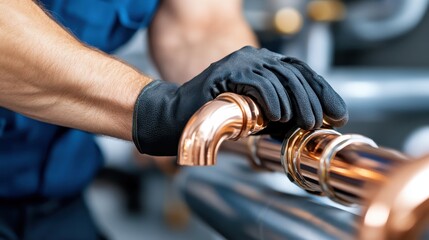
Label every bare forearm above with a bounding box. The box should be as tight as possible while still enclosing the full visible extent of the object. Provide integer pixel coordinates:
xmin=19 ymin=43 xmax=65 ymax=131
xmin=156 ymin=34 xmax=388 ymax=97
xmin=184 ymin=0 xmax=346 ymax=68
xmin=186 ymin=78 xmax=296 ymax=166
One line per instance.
xmin=0 ymin=0 xmax=151 ymax=140
xmin=148 ymin=0 xmax=258 ymax=84
xmin=13 ymin=47 xmax=150 ymax=140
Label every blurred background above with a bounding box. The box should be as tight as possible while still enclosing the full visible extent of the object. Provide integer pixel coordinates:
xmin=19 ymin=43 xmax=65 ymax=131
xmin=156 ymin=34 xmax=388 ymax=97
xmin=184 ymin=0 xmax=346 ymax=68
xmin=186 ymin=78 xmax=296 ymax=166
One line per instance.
xmin=87 ymin=0 xmax=429 ymax=239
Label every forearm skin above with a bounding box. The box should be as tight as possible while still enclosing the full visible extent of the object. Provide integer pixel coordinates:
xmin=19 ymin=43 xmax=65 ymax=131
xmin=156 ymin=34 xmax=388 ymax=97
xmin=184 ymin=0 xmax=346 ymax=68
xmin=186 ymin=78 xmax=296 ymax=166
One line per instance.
xmin=0 ymin=0 xmax=152 ymax=140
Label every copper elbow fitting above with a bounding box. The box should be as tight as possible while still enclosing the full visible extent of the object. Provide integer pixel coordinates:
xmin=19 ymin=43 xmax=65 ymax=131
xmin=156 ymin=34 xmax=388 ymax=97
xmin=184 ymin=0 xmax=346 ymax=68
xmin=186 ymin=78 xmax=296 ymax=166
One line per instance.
xmin=177 ymin=93 xmax=266 ymax=166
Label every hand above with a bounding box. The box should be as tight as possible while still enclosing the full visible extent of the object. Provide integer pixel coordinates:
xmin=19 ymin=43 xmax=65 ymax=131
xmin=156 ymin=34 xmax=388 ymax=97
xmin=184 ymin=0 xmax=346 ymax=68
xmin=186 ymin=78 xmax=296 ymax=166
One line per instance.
xmin=132 ymin=46 xmax=348 ymax=155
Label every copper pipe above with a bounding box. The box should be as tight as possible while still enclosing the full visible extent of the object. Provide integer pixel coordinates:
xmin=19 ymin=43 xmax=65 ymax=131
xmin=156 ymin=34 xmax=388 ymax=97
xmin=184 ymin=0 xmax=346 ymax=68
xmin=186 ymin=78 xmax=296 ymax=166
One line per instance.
xmin=177 ymin=93 xmax=409 ymax=197
xmin=282 ymin=128 xmax=410 ymax=205
xmin=359 ymin=154 xmax=429 ymax=240
xmin=220 ymin=119 xmax=429 ymax=239
xmin=177 ymin=93 xmax=265 ymax=166
xmin=177 ymin=93 xmax=429 ymax=239
xmin=222 ymin=133 xmax=409 ymax=205
xmin=178 ymin=93 xmax=409 ymax=201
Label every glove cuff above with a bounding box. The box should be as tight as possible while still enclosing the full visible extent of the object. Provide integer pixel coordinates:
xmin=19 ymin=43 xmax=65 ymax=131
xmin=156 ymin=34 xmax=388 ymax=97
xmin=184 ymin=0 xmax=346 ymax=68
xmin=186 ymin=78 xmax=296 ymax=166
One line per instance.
xmin=132 ymin=80 xmax=161 ymax=153
xmin=132 ymin=80 xmax=179 ymax=155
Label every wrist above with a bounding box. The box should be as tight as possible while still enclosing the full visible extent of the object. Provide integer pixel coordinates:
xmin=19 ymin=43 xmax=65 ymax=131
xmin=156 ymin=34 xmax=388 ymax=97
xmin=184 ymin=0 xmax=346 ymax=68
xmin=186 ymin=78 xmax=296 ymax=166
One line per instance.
xmin=76 ymin=49 xmax=152 ymax=140
xmin=132 ymin=80 xmax=180 ymax=155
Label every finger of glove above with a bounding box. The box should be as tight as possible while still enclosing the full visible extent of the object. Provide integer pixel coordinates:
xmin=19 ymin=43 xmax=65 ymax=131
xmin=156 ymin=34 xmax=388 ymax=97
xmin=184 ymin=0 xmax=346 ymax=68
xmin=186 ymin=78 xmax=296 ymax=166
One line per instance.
xmin=315 ymin=75 xmax=348 ymax=127
xmin=283 ymin=63 xmax=324 ymax=128
xmin=257 ymin=66 xmax=292 ymax=122
xmin=296 ymin=66 xmax=348 ymax=127
xmin=268 ymin=63 xmax=316 ymax=130
xmin=284 ymin=59 xmax=349 ymax=127
xmin=227 ymin=72 xmax=282 ymax=121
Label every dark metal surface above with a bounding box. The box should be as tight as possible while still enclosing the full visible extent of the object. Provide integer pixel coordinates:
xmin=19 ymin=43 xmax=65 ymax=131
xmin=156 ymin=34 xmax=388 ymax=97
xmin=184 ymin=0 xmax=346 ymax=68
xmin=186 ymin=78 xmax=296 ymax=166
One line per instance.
xmin=177 ymin=152 xmax=358 ymax=240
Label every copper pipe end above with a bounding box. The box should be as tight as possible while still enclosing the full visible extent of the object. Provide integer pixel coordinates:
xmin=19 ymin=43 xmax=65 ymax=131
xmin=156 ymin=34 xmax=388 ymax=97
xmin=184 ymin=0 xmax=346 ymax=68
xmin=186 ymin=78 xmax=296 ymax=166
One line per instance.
xmin=360 ymin=154 xmax=429 ymax=240
xmin=177 ymin=93 xmax=266 ymax=166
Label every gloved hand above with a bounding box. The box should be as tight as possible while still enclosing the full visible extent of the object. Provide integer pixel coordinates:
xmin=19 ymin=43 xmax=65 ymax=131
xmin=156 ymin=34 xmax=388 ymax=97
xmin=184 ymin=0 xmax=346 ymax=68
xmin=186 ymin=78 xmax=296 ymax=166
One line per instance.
xmin=132 ymin=46 xmax=348 ymax=155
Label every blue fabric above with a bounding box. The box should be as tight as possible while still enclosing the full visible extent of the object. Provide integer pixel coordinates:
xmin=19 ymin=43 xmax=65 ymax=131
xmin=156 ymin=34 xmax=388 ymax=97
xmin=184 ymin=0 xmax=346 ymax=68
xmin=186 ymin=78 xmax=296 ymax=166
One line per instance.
xmin=41 ymin=0 xmax=159 ymax=52
xmin=0 ymin=195 xmax=104 ymax=239
xmin=0 ymin=0 xmax=158 ymax=198
xmin=0 ymin=110 xmax=103 ymax=198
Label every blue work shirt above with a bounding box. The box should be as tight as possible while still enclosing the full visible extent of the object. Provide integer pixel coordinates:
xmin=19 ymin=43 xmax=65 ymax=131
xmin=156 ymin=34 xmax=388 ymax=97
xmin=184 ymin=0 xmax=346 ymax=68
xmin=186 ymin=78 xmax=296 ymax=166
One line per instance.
xmin=0 ymin=0 xmax=158 ymax=198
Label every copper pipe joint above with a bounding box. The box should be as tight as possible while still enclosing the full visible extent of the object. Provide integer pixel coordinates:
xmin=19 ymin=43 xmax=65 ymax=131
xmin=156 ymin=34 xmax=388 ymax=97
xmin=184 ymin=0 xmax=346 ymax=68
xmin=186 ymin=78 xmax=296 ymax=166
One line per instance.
xmin=226 ymin=127 xmax=408 ymax=205
xmin=282 ymin=128 xmax=390 ymax=205
xmin=282 ymin=127 xmax=410 ymax=205
xmin=177 ymin=93 xmax=429 ymax=238
xmin=177 ymin=93 xmax=266 ymax=166
xmin=177 ymin=93 xmax=407 ymax=203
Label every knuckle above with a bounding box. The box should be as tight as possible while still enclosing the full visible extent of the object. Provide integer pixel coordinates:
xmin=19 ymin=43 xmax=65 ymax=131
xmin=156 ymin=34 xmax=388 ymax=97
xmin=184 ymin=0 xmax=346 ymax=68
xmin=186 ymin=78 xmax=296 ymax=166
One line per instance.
xmin=241 ymin=45 xmax=256 ymax=51
xmin=285 ymin=56 xmax=299 ymax=63
xmin=237 ymin=45 xmax=256 ymax=55
xmin=259 ymin=48 xmax=282 ymax=58
xmin=231 ymin=47 xmax=251 ymax=59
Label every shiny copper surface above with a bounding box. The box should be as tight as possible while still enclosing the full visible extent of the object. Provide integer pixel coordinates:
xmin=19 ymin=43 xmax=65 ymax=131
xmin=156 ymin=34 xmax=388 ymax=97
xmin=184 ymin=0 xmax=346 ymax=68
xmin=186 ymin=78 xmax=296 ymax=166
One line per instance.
xmin=178 ymin=93 xmax=428 ymax=238
xmin=224 ymin=131 xmax=408 ymax=205
xmin=282 ymin=128 xmax=342 ymax=195
xmin=360 ymin=154 xmax=429 ymax=240
xmin=282 ymin=129 xmax=409 ymax=205
xmin=177 ymin=93 xmax=265 ymax=166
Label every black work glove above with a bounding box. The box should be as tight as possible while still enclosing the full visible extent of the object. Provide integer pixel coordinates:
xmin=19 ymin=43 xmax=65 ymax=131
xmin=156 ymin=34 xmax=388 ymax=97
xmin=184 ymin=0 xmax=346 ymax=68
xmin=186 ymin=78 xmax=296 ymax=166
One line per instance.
xmin=132 ymin=46 xmax=348 ymax=156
